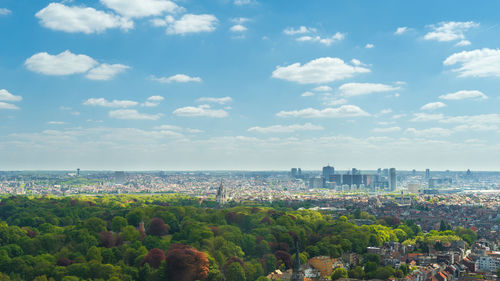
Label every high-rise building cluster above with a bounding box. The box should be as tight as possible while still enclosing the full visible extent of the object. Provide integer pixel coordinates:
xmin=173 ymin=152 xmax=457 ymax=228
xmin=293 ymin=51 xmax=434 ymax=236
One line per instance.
xmin=291 ymin=165 xmax=399 ymax=192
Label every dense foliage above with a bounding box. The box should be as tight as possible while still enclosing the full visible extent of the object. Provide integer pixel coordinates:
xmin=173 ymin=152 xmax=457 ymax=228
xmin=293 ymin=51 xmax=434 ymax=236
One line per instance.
xmin=0 ymin=195 xmax=473 ymax=281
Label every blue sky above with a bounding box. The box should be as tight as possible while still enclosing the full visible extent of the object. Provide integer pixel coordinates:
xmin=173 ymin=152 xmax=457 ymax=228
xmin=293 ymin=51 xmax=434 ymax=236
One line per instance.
xmin=1 ymin=0 xmax=500 ymax=170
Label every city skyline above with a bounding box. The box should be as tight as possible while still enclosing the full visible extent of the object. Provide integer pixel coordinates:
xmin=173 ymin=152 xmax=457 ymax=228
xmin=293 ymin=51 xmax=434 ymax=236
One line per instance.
xmin=2 ymin=1 xmax=500 ymax=170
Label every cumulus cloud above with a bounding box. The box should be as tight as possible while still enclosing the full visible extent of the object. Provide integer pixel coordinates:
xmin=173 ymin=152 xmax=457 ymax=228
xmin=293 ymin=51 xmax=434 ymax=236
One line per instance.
xmin=296 ymin=32 xmax=345 ymax=46
xmin=338 ymin=83 xmax=399 ymax=97
xmin=405 ymin=127 xmax=453 ymax=137
xmin=248 ymin=123 xmax=324 ymax=133
xmin=25 ymin=50 xmax=97 ymax=76
xmin=0 ymin=8 xmax=11 ymax=15
xmin=109 ymin=109 xmax=162 ymax=120
xmin=283 ymin=26 xmax=316 ymax=35
xmin=196 ymin=97 xmax=232 ymax=104
xmin=100 ymin=0 xmax=182 ymax=18
xmin=230 ymin=24 xmax=247 ymax=32
xmin=410 ymin=113 xmax=444 ymax=122
xmin=0 ymin=102 xmax=19 ymax=110
xmin=0 ymin=89 xmax=22 ymax=102
xmin=143 ymin=96 xmax=164 ymax=107
xmin=424 ymin=21 xmax=478 ymax=42
xmin=25 ymin=50 xmax=129 ymax=80
xmin=312 ymin=85 xmax=332 ymax=92
xmin=84 ymin=98 xmax=138 ymax=108
xmin=365 ymin=43 xmax=374 ymax=49
xmin=439 ymin=90 xmax=488 ymax=100
xmin=301 ymin=91 xmax=314 ymax=97
xmin=421 ymin=102 xmax=447 ymax=111
xmin=163 ymin=14 xmax=218 ymax=35
xmin=444 ymin=48 xmax=500 ymax=78
xmin=394 ymin=26 xmax=408 ymax=35
xmin=151 ymin=74 xmax=202 ymax=83
xmin=36 ymin=3 xmax=133 ymax=34
xmin=85 ymin=63 xmax=130 ymax=80
xmin=440 ymin=114 xmax=500 ymax=125
xmin=323 ymin=98 xmax=347 ymax=106
xmin=47 ymin=121 xmax=67 ymax=125
xmin=372 ymin=127 xmax=401 ymax=133
xmin=276 ymin=105 xmax=370 ymax=118
xmin=234 ymin=0 xmax=257 ymax=5
xmin=272 ymin=57 xmax=370 ymax=84
xmin=173 ymin=104 xmax=228 ymax=118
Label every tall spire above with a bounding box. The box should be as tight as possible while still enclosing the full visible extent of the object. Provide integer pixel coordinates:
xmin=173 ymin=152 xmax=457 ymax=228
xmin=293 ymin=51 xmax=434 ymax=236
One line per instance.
xmin=291 ymin=237 xmax=304 ymax=281
xmin=216 ymin=179 xmax=227 ymax=207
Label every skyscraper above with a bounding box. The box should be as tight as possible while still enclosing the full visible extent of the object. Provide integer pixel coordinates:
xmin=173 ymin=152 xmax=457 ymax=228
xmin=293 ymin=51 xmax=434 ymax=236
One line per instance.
xmin=291 ymin=168 xmax=298 ymax=178
xmin=425 ymin=168 xmax=430 ymax=179
xmin=322 ymin=165 xmax=335 ymax=188
xmin=389 ymin=168 xmax=397 ymax=191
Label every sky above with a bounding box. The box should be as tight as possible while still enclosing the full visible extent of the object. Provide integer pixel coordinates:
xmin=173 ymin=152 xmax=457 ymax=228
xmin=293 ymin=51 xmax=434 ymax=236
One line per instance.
xmin=1 ymin=0 xmax=500 ymax=171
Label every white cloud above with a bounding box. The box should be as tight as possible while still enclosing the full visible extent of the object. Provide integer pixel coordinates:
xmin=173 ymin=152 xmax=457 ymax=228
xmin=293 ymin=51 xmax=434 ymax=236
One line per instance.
xmin=0 ymin=89 xmax=22 ymax=102
xmin=296 ymin=32 xmax=345 ymax=46
xmin=0 ymin=8 xmax=11 ymax=15
xmin=47 ymin=121 xmax=67 ymax=125
xmin=152 ymin=74 xmax=202 ymax=83
xmin=154 ymin=124 xmax=203 ymax=134
xmin=312 ymin=85 xmax=332 ymax=92
xmin=424 ymin=21 xmax=478 ymax=42
xmin=323 ymin=98 xmax=347 ymax=106
xmin=248 ymin=123 xmax=324 ymax=133
xmin=338 ymin=82 xmax=399 ymax=97
xmin=109 ymin=109 xmax=162 ymax=120
xmin=173 ymin=104 xmax=228 ymax=118
xmin=394 ymin=27 xmax=408 ymax=35
xmin=440 ymin=114 xmax=500 ymax=125
xmin=372 ymin=127 xmax=401 ymax=133
xmin=301 ymin=91 xmax=314 ymax=97
xmin=453 ymin=124 xmax=498 ymax=132
xmin=421 ymin=102 xmax=447 ymax=111
xmin=234 ymin=0 xmax=257 ymax=5
xmin=276 ymin=105 xmax=370 ymax=118
xmin=365 ymin=43 xmax=374 ymax=49
xmin=85 ymin=63 xmax=130 ymax=80
xmin=196 ymin=97 xmax=232 ymax=104
xmin=405 ymin=127 xmax=453 ymax=137
xmin=147 ymin=96 xmax=164 ymax=101
xmin=84 ymin=98 xmax=138 ymax=108
xmin=283 ymin=26 xmax=316 ymax=35
xmin=0 ymin=102 xmax=19 ymax=110
xmin=36 ymin=3 xmax=133 ymax=34
xmin=230 ymin=24 xmax=247 ymax=32
xmin=456 ymin=40 xmax=471 ymax=47
xmin=380 ymin=109 xmax=392 ymax=114
xmin=444 ymin=48 xmax=500 ymax=78
xmin=25 ymin=50 xmax=97 ymax=76
xmin=272 ymin=57 xmax=370 ymax=84
xmin=410 ymin=113 xmax=444 ymax=122
xmin=165 ymin=14 xmax=218 ymax=35
xmin=101 ymin=0 xmax=182 ymax=18
xmin=439 ymin=90 xmax=487 ymax=100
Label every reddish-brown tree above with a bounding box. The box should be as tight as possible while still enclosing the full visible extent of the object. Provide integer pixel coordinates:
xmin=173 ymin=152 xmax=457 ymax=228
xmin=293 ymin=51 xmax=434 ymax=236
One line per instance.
xmin=143 ymin=248 xmax=166 ymax=268
xmin=274 ymin=250 xmax=292 ymax=269
xmin=166 ymin=244 xmax=210 ymax=281
xmin=147 ymin=217 xmax=170 ymax=236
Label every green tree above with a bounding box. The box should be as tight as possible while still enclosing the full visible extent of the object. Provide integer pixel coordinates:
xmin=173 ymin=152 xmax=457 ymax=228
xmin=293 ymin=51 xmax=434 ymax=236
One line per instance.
xmin=111 ymin=216 xmax=128 ymax=232
xmin=348 ymin=266 xmax=365 ymax=279
xmin=225 ymin=262 xmax=246 ymax=281
xmin=332 ymin=268 xmax=348 ymax=280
